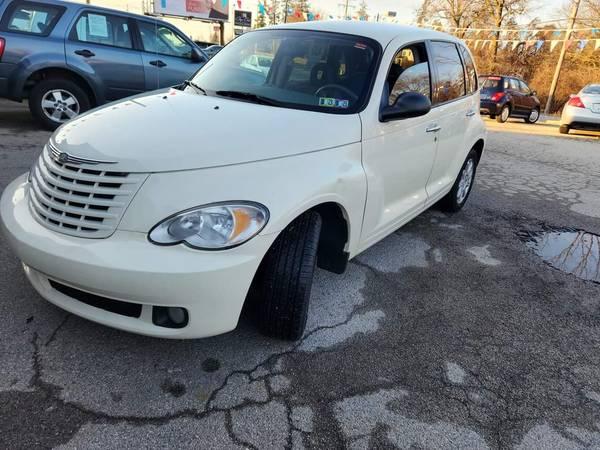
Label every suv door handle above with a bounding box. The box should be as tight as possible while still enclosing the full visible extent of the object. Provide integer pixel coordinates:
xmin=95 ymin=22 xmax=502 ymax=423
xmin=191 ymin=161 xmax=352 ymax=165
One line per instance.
xmin=466 ymin=110 xmax=476 ymax=117
xmin=426 ymin=125 xmax=441 ymax=133
xmin=149 ymin=60 xmax=167 ymax=68
xmin=74 ymin=49 xmax=95 ymax=58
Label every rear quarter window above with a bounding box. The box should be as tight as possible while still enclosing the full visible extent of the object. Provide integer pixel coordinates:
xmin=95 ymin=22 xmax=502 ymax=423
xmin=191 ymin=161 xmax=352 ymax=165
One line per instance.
xmin=0 ymin=1 xmax=64 ymax=36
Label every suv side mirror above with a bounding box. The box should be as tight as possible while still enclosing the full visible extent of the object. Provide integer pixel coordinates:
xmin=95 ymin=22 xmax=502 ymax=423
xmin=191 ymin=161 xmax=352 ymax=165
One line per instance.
xmin=191 ymin=48 xmax=206 ymax=63
xmin=380 ymin=92 xmax=432 ymax=122
xmin=531 ymin=90 xmax=537 ymax=96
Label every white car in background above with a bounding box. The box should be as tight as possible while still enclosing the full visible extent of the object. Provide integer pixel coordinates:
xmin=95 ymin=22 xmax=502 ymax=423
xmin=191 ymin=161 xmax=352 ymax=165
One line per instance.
xmin=1 ymin=22 xmax=486 ymax=341
xmin=240 ymin=54 xmax=274 ymax=75
xmin=560 ymin=84 xmax=600 ymax=135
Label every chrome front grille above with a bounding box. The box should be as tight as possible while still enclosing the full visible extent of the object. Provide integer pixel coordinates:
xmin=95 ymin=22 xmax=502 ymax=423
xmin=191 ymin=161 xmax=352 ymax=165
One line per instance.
xmin=28 ymin=145 xmax=147 ymax=238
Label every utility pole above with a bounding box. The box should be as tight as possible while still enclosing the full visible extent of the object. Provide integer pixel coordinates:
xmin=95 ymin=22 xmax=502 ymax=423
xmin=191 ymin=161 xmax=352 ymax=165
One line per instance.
xmin=344 ymin=0 xmax=349 ymax=19
xmin=544 ymin=0 xmax=581 ymax=115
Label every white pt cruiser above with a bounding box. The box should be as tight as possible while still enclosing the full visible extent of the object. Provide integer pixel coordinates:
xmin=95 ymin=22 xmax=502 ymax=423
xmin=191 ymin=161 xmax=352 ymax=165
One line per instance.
xmin=1 ymin=22 xmax=485 ymax=340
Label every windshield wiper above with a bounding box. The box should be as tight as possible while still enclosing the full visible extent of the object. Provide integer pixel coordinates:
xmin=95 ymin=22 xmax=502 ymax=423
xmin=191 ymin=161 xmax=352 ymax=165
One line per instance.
xmin=215 ymin=90 xmax=280 ymax=107
xmin=182 ymin=80 xmax=207 ymax=95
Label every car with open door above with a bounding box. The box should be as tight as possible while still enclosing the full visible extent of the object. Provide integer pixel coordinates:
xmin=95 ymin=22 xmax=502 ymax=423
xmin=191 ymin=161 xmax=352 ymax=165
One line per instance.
xmin=479 ymin=75 xmax=541 ymax=124
xmin=1 ymin=22 xmax=486 ymax=341
xmin=0 ymin=0 xmax=207 ymax=129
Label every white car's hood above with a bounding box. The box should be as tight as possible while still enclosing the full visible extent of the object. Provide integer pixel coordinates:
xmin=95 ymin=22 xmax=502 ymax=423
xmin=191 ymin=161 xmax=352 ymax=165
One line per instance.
xmin=52 ymin=89 xmax=362 ymax=173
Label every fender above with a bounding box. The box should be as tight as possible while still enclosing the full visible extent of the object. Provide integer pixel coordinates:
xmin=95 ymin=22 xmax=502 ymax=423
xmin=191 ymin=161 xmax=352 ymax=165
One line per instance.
xmin=10 ymin=58 xmax=103 ymax=104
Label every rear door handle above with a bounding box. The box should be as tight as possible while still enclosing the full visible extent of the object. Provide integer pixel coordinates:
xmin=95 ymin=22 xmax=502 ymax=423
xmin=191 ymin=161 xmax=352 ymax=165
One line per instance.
xmin=466 ymin=110 xmax=476 ymax=117
xmin=149 ymin=60 xmax=167 ymax=68
xmin=426 ymin=125 xmax=441 ymax=133
xmin=74 ymin=49 xmax=95 ymax=58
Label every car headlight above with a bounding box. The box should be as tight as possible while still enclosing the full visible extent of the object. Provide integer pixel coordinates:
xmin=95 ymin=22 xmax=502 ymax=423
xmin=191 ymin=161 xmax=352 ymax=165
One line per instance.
xmin=148 ymin=202 xmax=269 ymax=250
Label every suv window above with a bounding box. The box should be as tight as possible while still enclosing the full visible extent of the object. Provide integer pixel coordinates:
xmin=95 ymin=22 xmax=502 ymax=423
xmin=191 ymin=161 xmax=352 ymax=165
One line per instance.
xmin=458 ymin=45 xmax=477 ymax=94
xmin=1 ymin=1 xmax=63 ymax=36
xmin=72 ymin=12 xmax=132 ymax=49
xmin=137 ymin=21 xmax=192 ymax=59
xmin=430 ymin=41 xmax=466 ymax=104
xmin=385 ymin=43 xmax=431 ymax=106
xmin=509 ymin=78 xmax=520 ymax=91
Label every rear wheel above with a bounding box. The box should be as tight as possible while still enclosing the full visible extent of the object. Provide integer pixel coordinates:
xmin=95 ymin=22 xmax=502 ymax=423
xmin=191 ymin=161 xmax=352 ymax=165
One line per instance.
xmin=29 ymin=78 xmax=91 ymax=130
xmin=496 ymin=105 xmax=510 ymax=123
xmin=440 ymin=149 xmax=479 ymax=213
xmin=525 ymin=108 xmax=540 ymax=124
xmin=256 ymin=211 xmax=322 ymax=340
xmin=559 ymin=125 xmax=570 ymax=135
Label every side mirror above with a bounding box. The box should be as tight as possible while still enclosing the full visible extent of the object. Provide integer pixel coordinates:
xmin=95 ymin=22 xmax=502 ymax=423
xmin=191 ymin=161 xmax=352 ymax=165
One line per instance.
xmin=380 ymin=92 xmax=432 ymax=122
xmin=531 ymin=91 xmax=537 ymax=96
xmin=191 ymin=48 xmax=206 ymax=63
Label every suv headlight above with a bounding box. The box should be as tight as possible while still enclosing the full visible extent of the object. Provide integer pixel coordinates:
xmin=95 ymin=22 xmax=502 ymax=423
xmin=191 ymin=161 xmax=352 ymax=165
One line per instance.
xmin=148 ymin=202 xmax=269 ymax=250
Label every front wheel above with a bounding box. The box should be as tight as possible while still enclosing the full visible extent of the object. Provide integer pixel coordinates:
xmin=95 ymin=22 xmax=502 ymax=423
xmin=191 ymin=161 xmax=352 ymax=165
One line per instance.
xmin=439 ymin=149 xmax=479 ymax=213
xmin=256 ymin=211 xmax=322 ymax=340
xmin=496 ymin=105 xmax=510 ymax=123
xmin=29 ymin=78 xmax=91 ymax=130
xmin=525 ymin=108 xmax=540 ymax=124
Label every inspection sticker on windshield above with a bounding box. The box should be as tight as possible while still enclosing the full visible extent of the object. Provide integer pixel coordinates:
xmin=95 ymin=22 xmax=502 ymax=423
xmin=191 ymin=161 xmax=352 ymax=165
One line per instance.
xmin=319 ymin=97 xmax=349 ymax=108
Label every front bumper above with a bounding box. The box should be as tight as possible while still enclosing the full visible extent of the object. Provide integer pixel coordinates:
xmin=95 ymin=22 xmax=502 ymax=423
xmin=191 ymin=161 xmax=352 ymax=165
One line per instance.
xmin=0 ymin=175 xmax=277 ymax=338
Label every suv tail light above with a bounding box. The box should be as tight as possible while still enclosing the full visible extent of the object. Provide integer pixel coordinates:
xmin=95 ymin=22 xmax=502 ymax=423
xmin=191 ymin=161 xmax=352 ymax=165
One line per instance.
xmin=491 ymin=92 xmax=506 ymax=102
xmin=0 ymin=38 xmax=5 ymax=59
xmin=568 ymin=96 xmax=586 ymax=108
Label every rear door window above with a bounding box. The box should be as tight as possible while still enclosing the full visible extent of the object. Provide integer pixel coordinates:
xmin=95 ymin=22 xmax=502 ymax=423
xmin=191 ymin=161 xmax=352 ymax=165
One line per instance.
xmin=458 ymin=45 xmax=478 ymax=94
xmin=509 ymin=78 xmax=520 ymax=91
xmin=71 ymin=12 xmax=133 ymax=49
xmin=0 ymin=1 xmax=64 ymax=36
xmin=430 ymin=41 xmax=466 ymax=104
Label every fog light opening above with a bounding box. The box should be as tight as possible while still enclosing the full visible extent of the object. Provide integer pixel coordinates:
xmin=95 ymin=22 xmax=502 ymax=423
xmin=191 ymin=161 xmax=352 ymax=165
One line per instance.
xmin=152 ymin=306 xmax=189 ymax=329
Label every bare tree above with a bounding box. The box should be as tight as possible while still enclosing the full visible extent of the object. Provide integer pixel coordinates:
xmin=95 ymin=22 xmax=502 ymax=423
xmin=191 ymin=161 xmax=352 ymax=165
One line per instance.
xmin=416 ymin=0 xmax=484 ymax=37
xmin=482 ymin=0 xmax=530 ymax=66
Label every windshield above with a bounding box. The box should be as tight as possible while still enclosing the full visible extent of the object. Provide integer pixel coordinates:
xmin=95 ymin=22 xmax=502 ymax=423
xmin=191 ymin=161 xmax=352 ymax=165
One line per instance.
xmin=582 ymin=84 xmax=600 ymax=95
xmin=479 ymin=76 xmax=503 ymax=90
xmin=190 ymin=29 xmax=381 ymax=114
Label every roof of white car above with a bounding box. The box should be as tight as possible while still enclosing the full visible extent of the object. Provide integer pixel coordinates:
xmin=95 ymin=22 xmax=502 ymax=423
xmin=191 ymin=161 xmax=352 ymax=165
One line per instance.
xmin=266 ymin=21 xmax=460 ymax=47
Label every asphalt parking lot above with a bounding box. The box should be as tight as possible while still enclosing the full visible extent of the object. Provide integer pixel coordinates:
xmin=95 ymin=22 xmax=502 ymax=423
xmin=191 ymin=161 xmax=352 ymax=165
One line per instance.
xmin=1 ymin=99 xmax=600 ymax=449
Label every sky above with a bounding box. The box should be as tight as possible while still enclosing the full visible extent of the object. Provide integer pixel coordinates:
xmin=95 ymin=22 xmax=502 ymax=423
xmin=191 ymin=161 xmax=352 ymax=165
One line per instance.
xmin=310 ymin=0 xmax=571 ymax=25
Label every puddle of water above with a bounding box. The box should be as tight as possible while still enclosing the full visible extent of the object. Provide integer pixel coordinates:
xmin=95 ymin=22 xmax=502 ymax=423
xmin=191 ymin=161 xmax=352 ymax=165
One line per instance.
xmin=524 ymin=229 xmax=600 ymax=283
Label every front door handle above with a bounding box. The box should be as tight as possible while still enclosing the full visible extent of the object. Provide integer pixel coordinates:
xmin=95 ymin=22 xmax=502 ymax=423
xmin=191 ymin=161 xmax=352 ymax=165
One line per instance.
xmin=426 ymin=125 xmax=441 ymax=133
xmin=466 ymin=110 xmax=476 ymax=117
xmin=74 ymin=49 xmax=95 ymax=58
xmin=149 ymin=60 xmax=167 ymax=68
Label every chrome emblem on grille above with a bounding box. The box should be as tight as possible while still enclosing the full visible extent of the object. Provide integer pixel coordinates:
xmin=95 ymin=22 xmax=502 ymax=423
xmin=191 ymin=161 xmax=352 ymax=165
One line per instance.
xmin=49 ymin=143 xmax=117 ymax=165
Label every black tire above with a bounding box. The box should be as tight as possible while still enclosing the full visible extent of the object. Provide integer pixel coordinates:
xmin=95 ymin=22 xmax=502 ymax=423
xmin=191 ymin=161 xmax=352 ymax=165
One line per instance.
xmin=439 ymin=149 xmax=479 ymax=213
xmin=489 ymin=114 xmax=496 ymax=120
xmin=29 ymin=78 xmax=91 ymax=130
xmin=496 ymin=105 xmax=510 ymax=123
xmin=257 ymin=211 xmax=322 ymax=340
xmin=525 ymin=108 xmax=540 ymax=124
xmin=559 ymin=125 xmax=570 ymax=135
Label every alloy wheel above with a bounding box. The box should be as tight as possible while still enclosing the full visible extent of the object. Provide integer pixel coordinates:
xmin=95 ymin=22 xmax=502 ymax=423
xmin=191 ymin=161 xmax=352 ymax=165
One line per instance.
xmin=456 ymin=159 xmax=475 ymax=204
xmin=41 ymin=89 xmax=80 ymax=124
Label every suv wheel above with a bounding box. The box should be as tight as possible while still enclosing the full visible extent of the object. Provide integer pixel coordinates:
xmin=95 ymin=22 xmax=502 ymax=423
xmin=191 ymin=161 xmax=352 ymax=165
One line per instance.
xmin=526 ymin=108 xmax=540 ymax=124
xmin=440 ymin=149 xmax=479 ymax=213
xmin=256 ymin=211 xmax=322 ymax=340
xmin=29 ymin=79 xmax=91 ymax=130
xmin=496 ymin=105 xmax=511 ymax=123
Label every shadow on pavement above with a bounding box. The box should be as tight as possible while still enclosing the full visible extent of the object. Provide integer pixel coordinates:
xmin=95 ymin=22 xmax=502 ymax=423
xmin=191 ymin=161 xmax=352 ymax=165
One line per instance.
xmin=0 ymin=100 xmax=40 ymax=132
